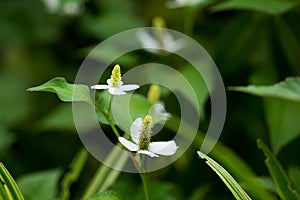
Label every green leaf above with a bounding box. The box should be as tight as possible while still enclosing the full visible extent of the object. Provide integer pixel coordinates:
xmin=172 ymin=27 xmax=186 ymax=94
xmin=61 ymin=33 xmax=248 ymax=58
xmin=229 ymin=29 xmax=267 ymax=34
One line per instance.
xmin=211 ymin=0 xmax=299 ymax=15
xmin=95 ymin=91 xmax=152 ymax=126
xmin=145 ymin=64 xmax=207 ymax=119
xmin=276 ymin=17 xmax=300 ymax=71
xmin=88 ymin=190 xmax=123 ymax=200
xmin=228 ymin=77 xmax=300 ymax=102
xmin=197 ymin=151 xmax=252 ymax=200
xmin=27 ymin=77 xmax=92 ymax=103
xmin=257 ymin=139 xmax=300 ymax=200
xmin=111 ymin=93 xmax=152 ymax=132
xmin=264 ymin=98 xmax=300 ymax=154
xmin=167 ymin=116 xmax=274 ymax=199
xmin=137 ymin=181 xmax=179 ymax=200
xmin=0 ymin=162 xmax=24 ymax=200
xmin=81 ymin=144 xmax=128 ymax=199
xmin=58 ymin=148 xmax=88 ymax=200
xmin=289 ymin=166 xmax=300 ymax=194
xmin=16 ymin=168 xmax=62 ymax=200
xmin=229 ymin=77 xmax=300 ymax=153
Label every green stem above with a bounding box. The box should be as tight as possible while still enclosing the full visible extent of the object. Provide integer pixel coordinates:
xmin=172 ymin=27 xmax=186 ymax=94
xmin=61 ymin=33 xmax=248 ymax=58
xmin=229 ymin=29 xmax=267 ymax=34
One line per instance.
xmin=108 ymin=95 xmax=113 ymax=114
xmin=93 ymin=102 xmax=120 ymax=137
xmin=140 ymin=173 xmax=150 ymax=200
xmin=140 ymin=155 xmax=150 ymax=200
xmin=184 ymin=7 xmax=197 ymax=36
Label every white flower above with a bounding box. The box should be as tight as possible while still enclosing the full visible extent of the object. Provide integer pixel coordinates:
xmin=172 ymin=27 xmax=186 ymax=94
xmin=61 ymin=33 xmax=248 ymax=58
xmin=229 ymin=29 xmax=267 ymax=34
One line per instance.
xmin=166 ymin=0 xmax=205 ymax=8
xmin=42 ymin=0 xmax=83 ymax=16
xmin=118 ymin=116 xmax=178 ymax=157
xmin=150 ymin=103 xmax=171 ymax=122
xmin=42 ymin=0 xmax=59 ymax=13
xmin=136 ymin=30 xmax=185 ymax=55
xmin=91 ymin=64 xmax=139 ymax=95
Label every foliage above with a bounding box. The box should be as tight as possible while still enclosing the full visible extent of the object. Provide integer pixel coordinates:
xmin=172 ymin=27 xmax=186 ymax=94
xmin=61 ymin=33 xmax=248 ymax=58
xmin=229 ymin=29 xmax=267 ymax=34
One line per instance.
xmin=1 ymin=0 xmax=300 ymax=199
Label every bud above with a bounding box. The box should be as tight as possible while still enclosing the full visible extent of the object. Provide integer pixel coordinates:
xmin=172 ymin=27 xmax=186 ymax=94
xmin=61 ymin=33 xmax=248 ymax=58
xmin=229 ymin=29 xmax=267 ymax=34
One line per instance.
xmin=139 ymin=115 xmax=153 ymax=150
xmin=147 ymin=84 xmax=160 ymax=104
xmin=152 ymin=16 xmax=165 ymax=28
xmin=110 ymin=64 xmax=122 ymax=87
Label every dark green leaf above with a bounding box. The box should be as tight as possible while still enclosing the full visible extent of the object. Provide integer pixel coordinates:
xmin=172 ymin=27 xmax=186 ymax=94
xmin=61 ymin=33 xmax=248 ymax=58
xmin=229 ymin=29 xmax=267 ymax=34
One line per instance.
xmin=257 ymin=139 xmax=300 ymax=200
xmin=264 ymin=98 xmax=300 ymax=154
xmin=276 ymin=17 xmax=300 ymax=71
xmin=167 ymin=116 xmax=275 ymax=199
xmin=17 ymin=168 xmax=62 ymax=200
xmin=229 ymin=77 xmax=300 ymax=153
xmin=211 ymin=0 xmax=299 ymax=15
xmin=289 ymin=166 xmax=300 ymax=194
xmin=27 ymin=77 xmax=92 ymax=103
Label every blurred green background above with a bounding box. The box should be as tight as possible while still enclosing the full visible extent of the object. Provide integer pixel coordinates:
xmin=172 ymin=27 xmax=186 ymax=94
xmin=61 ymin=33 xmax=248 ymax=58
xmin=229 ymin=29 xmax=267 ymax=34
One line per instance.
xmin=1 ymin=0 xmax=300 ymax=199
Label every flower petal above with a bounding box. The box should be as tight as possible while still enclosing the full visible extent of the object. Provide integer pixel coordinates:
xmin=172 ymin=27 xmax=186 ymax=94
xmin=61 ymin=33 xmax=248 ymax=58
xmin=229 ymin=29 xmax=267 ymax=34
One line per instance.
xmin=150 ymin=103 xmax=171 ymax=121
xmin=138 ymin=150 xmax=159 ymax=157
xmin=118 ymin=137 xmax=139 ymax=151
xmin=130 ymin=118 xmax=142 ymax=144
xmin=119 ymin=84 xmax=140 ymax=92
xmin=108 ymin=87 xmax=126 ymax=95
xmin=149 ymin=140 xmax=178 ymax=156
xmin=90 ymin=84 xmax=110 ymax=89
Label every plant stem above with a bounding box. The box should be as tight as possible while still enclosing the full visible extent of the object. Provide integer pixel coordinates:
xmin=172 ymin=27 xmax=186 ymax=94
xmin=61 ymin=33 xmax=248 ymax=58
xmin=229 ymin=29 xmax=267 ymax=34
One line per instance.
xmin=93 ymin=102 xmax=120 ymax=137
xmin=184 ymin=7 xmax=197 ymax=36
xmin=140 ymin=155 xmax=150 ymax=200
xmin=108 ymin=95 xmax=113 ymax=113
xmin=140 ymin=173 xmax=150 ymax=200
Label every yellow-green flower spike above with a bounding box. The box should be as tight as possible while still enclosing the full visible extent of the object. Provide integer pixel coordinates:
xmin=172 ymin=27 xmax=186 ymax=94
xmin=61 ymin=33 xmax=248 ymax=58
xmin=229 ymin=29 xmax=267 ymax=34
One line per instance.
xmin=152 ymin=16 xmax=165 ymax=28
xmin=143 ymin=115 xmax=152 ymax=125
xmin=147 ymin=84 xmax=160 ymax=104
xmin=110 ymin=64 xmax=122 ymax=87
xmin=139 ymin=115 xmax=153 ymax=150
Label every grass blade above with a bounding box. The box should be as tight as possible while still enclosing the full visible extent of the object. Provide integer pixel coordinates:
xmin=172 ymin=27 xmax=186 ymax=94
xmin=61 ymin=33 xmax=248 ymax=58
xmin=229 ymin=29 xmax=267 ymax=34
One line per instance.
xmin=257 ymin=139 xmax=300 ymax=200
xmin=0 ymin=163 xmax=24 ymax=200
xmin=197 ymin=151 xmax=252 ymax=200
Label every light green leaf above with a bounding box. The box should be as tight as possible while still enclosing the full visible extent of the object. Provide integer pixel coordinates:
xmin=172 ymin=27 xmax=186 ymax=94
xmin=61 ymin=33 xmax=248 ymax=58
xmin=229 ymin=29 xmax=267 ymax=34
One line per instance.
xmin=88 ymin=191 xmax=123 ymax=200
xmin=0 ymin=163 xmax=24 ymax=200
xmin=17 ymin=168 xmax=62 ymax=200
xmin=197 ymin=151 xmax=252 ymax=200
xmin=211 ymin=0 xmax=299 ymax=15
xmin=95 ymin=91 xmax=152 ymax=127
xmin=27 ymin=77 xmax=92 ymax=103
xmin=264 ymin=98 xmax=300 ymax=154
xmin=257 ymin=139 xmax=300 ymax=200
xmin=58 ymin=148 xmax=88 ymax=200
xmin=228 ymin=77 xmax=300 ymax=102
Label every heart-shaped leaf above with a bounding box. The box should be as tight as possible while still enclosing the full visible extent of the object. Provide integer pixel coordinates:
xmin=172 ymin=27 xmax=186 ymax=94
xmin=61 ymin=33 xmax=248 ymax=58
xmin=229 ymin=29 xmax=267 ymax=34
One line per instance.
xmin=27 ymin=77 xmax=92 ymax=103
